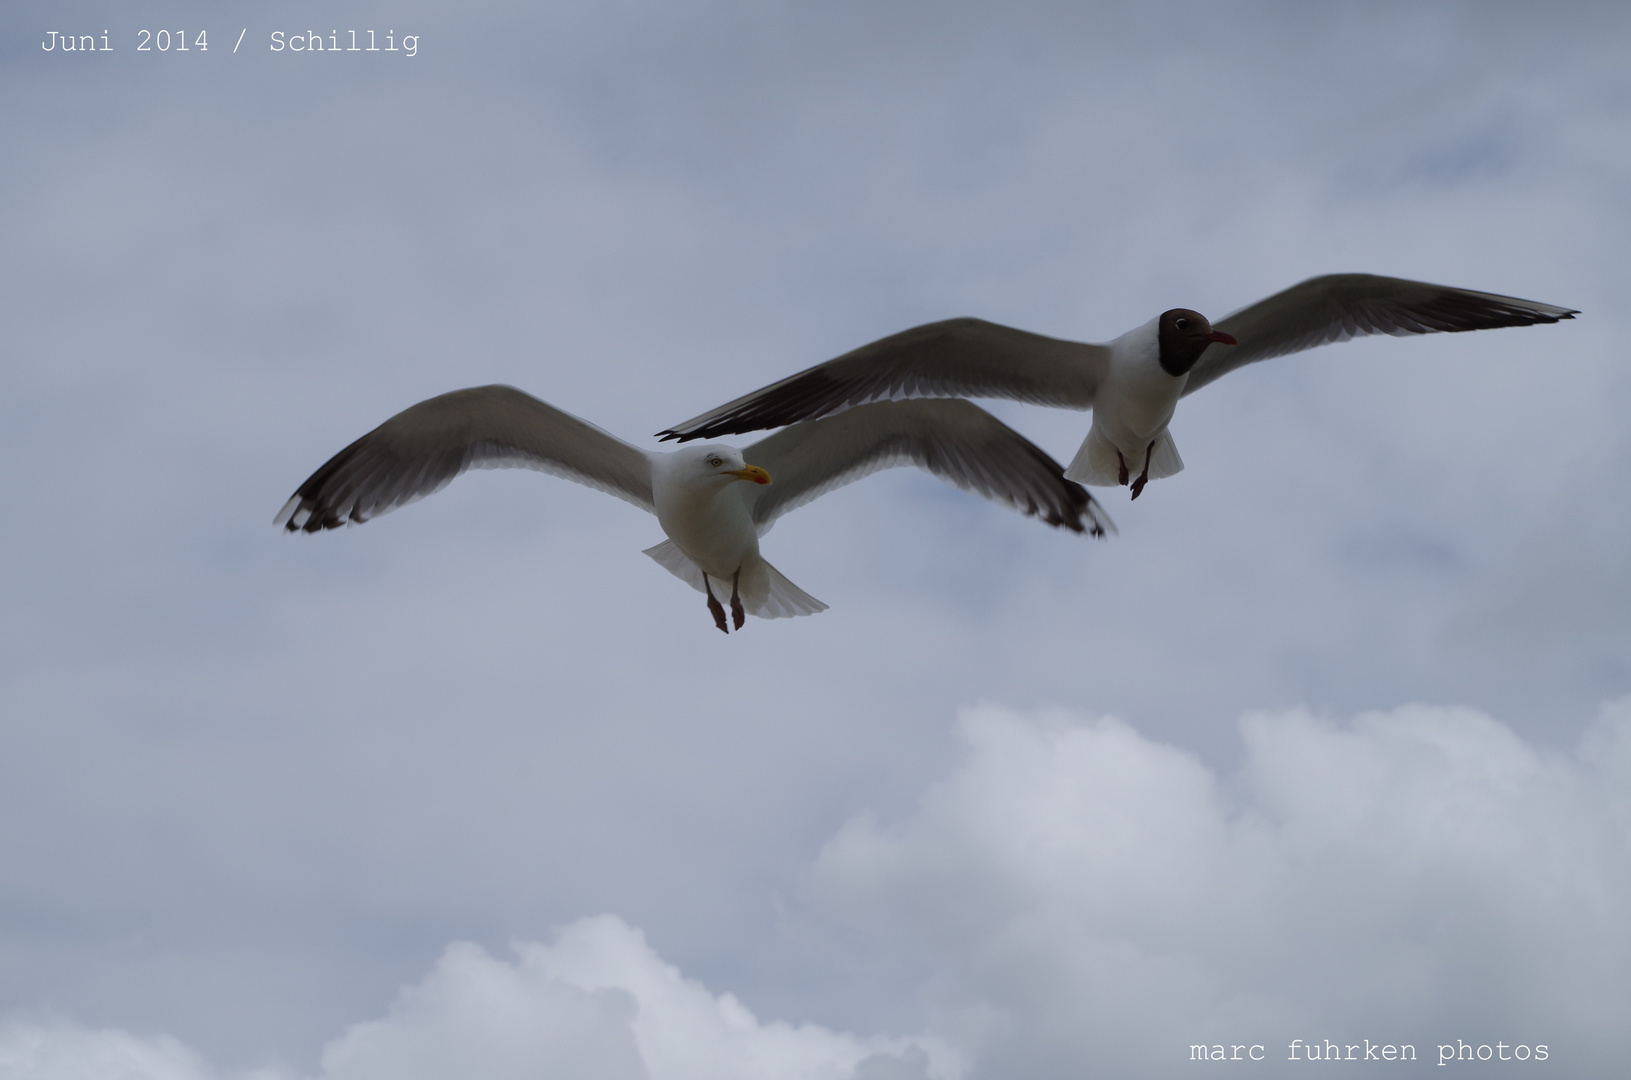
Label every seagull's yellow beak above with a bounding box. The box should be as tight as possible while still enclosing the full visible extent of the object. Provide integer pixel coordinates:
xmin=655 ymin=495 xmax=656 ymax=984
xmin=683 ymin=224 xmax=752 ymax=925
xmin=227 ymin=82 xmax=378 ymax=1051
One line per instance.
xmin=729 ymin=464 xmax=772 ymax=485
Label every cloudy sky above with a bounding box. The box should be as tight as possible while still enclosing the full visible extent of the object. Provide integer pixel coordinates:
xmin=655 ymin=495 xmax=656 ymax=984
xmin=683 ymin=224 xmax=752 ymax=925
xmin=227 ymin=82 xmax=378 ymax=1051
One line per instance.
xmin=2 ymin=1 xmax=1628 ymax=1077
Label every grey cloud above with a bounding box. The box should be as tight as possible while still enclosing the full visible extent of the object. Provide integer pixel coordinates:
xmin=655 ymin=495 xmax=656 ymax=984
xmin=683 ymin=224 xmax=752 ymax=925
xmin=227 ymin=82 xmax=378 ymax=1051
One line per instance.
xmin=798 ymin=701 xmax=1631 ymax=1076
xmin=3 ymin=700 xmax=1625 ymax=1077
xmin=0 ymin=916 xmax=956 ymax=1080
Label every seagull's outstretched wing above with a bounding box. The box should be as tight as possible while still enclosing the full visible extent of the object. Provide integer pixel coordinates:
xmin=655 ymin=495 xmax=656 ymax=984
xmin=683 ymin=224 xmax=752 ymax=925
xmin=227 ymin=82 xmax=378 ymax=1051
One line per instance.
xmin=740 ymin=399 xmax=1114 ymax=537
xmin=659 ymin=318 xmax=1109 ymax=442
xmin=276 ymin=385 xmax=654 ymax=532
xmin=1184 ymin=274 xmax=1577 ymax=395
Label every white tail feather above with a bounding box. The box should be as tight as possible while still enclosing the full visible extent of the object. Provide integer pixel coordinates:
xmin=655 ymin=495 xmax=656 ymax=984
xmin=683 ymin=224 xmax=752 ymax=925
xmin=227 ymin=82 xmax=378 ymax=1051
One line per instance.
xmin=643 ymin=539 xmax=708 ymax=592
xmin=1065 ymin=426 xmax=1185 ymax=486
xmin=1145 ymin=429 xmax=1184 ymax=480
xmin=642 ymin=541 xmax=827 ymax=619
xmin=1065 ymin=427 xmax=1124 ymax=486
xmin=741 ymin=558 xmax=828 ymax=619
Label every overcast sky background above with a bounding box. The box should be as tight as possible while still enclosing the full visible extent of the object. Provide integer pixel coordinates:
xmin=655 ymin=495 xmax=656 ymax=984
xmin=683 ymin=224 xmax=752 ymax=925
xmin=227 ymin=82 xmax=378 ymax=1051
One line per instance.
xmin=2 ymin=1 xmax=1629 ymax=1077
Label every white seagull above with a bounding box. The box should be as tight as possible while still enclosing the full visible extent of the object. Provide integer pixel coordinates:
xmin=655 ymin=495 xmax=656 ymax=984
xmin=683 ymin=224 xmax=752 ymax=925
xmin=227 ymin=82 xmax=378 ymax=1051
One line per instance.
xmin=276 ymin=386 xmax=1112 ymax=632
xmin=658 ymin=274 xmax=1577 ymax=499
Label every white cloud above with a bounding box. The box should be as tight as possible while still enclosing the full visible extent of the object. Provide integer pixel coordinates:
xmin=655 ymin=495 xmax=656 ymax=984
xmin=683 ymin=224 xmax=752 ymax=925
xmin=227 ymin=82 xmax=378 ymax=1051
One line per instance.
xmin=317 ymin=916 xmax=958 ymax=1080
xmin=11 ymin=698 xmax=1628 ymax=1080
xmin=5 ymin=700 xmax=1628 ymax=1078
xmin=801 ymin=700 xmax=1631 ymax=1076
xmin=0 ymin=1018 xmax=221 ymax=1080
xmin=0 ymin=917 xmax=958 ymax=1080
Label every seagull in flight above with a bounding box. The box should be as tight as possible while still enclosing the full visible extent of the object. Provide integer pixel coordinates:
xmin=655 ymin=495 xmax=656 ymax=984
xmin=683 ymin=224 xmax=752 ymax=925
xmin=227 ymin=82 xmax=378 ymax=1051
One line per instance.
xmin=277 ymin=386 xmax=1111 ymax=632
xmin=658 ymin=274 xmax=1577 ymax=499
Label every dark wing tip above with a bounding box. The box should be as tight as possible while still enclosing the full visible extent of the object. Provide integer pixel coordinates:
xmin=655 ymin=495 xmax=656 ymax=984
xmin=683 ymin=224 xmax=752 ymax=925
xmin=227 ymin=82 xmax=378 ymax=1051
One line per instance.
xmin=275 ymin=490 xmax=357 ymax=533
xmin=1060 ymin=478 xmax=1116 ymax=538
xmin=1079 ymin=488 xmax=1116 ymax=538
xmin=1055 ymin=478 xmax=1090 ymax=533
xmin=1010 ymin=440 xmax=1113 ymax=537
xmin=655 ymin=426 xmax=717 ymax=443
xmin=1390 ymin=283 xmax=1579 ymax=333
xmin=662 ymin=368 xmax=873 ymax=443
xmin=275 ymin=440 xmax=393 ymax=533
xmin=1453 ymin=295 xmax=1579 ymax=329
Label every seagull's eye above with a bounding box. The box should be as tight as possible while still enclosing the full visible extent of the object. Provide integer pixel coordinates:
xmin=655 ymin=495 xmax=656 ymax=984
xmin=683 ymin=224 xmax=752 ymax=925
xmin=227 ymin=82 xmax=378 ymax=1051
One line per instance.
xmin=708 ymin=456 xmax=723 ymax=468
xmin=1175 ymin=318 xmax=1190 ymax=330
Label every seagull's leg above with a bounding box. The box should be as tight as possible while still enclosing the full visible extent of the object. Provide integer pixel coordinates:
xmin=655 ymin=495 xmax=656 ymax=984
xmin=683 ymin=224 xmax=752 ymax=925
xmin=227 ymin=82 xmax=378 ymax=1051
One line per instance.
xmin=1116 ymin=450 xmax=1129 ymax=487
xmin=729 ymin=570 xmax=746 ymax=630
xmin=703 ymin=575 xmax=730 ymax=634
xmin=1130 ymin=441 xmax=1155 ymax=500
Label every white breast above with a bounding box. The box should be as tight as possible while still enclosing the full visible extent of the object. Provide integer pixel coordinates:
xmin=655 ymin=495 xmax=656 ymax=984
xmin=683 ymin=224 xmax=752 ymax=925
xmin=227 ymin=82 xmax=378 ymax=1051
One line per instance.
xmin=1095 ymin=317 xmax=1188 ymax=451
xmin=1064 ymin=318 xmax=1190 ymax=486
xmin=650 ymin=456 xmax=759 ymax=578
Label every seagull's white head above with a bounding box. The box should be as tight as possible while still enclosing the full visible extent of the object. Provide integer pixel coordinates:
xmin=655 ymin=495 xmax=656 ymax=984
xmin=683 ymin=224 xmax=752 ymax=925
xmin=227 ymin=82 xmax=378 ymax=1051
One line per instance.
xmin=677 ymin=444 xmax=772 ymax=487
xmin=1157 ymin=308 xmax=1237 ymax=376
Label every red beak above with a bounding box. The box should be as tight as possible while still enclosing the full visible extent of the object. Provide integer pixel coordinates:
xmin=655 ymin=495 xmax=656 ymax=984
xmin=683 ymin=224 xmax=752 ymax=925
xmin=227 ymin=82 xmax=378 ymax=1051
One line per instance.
xmin=1207 ymin=330 xmax=1238 ymax=345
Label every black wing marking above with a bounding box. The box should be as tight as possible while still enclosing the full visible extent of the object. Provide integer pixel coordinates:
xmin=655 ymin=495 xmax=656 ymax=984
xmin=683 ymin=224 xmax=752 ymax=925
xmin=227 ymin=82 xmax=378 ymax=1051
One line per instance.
xmin=660 ymin=318 xmax=1109 ymax=442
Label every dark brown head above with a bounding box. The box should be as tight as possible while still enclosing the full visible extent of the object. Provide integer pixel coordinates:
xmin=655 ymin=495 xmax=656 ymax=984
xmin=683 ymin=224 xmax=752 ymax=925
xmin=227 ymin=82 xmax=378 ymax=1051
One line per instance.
xmin=1157 ymin=308 xmax=1237 ymax=376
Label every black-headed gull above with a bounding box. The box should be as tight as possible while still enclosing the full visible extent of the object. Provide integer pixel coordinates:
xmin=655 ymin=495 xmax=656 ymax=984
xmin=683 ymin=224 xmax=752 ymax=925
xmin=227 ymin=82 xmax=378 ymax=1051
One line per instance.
xmin=658 ymin=274 xmax=1577 ymax=499
xmin=277 ymin=387 xmax=1112 ymax=632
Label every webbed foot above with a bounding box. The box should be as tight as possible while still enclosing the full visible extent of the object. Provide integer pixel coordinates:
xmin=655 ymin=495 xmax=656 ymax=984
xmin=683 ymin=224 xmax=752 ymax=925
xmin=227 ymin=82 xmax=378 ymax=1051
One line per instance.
xmin=704 ymin=577 xmax=729 ymax=634
xmin=1129 ymin=440 xmax=1155 ymax=500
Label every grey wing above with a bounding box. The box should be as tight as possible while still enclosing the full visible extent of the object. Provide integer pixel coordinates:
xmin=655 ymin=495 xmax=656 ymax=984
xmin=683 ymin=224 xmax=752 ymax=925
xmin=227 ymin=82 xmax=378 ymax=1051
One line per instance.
xmin=276 ymin=384 xmax=654 ymax=532
xmin=741 ymin=399 xmax=1114 ymax=537
xmin=658 ymin=317 xmax=1109 ymax=442
xmin=1184 ymin=274 xmax=1577 ymax=395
